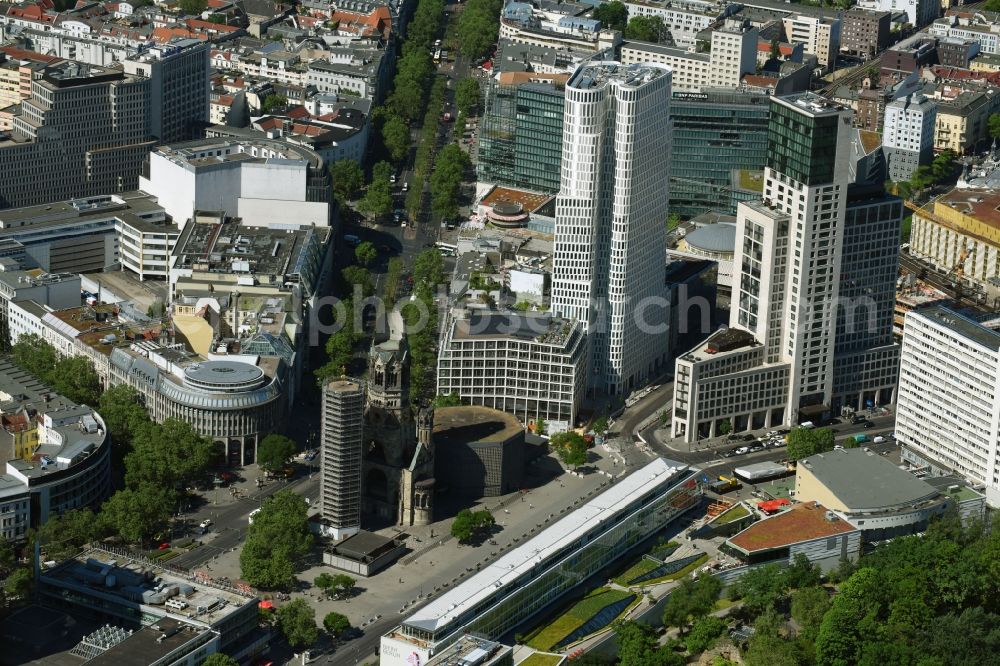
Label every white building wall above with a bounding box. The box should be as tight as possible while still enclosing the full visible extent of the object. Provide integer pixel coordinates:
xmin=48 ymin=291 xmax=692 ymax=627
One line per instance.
xmin=896 ymin=308 xmax=1000 ymax=507
xmin=140 ymin=154 xmax=200 ymax=225
xmin=857 ymin=0 xmax=938 ymax=29
xmin=552 ymin=61 xmax=672 ymax=395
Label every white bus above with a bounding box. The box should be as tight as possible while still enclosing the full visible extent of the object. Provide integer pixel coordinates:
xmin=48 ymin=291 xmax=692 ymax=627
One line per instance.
xmin=435 ymin=241 xmax=457 ymax=255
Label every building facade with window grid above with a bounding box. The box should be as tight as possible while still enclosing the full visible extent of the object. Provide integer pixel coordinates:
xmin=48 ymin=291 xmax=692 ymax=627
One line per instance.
xmin=477 ymin=80 xmax=565 ymax=195
xmin=897 ymin=306 xmax=1000 ymax=508
xmin=551 ymin=61 xmax=673 ymax=397
xmin=669 ymin=90 xmax=770 ymax=217
xmin=673 ymin=94 xmax=899 ymax=441
xmin=436 ymin=309 xmax=587 ymax=425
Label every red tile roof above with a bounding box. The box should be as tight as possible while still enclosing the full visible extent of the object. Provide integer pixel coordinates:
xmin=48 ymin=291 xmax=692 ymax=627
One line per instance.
xmin=286 ymin=105 xmax=310 ymax=119
xmin=185 ymin=18 xmax=241 ymax=32
xmin=728 ymin=502 xmax=856 ymax=554
xmin=0 ymin=46 xmax=61 ymax=64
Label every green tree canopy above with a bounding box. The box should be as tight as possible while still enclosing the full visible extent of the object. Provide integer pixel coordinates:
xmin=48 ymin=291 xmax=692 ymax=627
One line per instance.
xmin=11 ymin=335 xmax=101 ymax=405
xmin=989 ymin=112 xmax=1000 ymax=139
xmin=276 ymin=598 xmax=318 ymax=649
xmin=240 ymin=491 xmax=313 ymax=589
xmin=592 ymin=1 xmax=627 ymax=31
xmin=100 ymin=484 xmax=175 ymax=545
xmin=261 ymin=94 xmax=287 ymax=114
xmin=729 ymin=563 xmax=789 ymax=617
xmin=384 ymin=257 xmax=405 ymax=304
xmin=342 ymin=266 xmax=374 ymax=297
xmin=662 ymin=574 xmax=722 ymax=632
xmin=355 ymin=241 xmax=378 ymax=267
xmin=330 ymin=159 xmax=364 ymax=203
xmin=450 ymin=508 xmax=495 ymax=543
xmin=3 ymin=567 xmax=31 ymax=603
xmin=549 ymin=431 xmax=588 ymax=467
xmin=786 ymin=427 xmax=835 ymax=460
xmin=382 ymin=114 xmax=410 ymax=164
xmin=178 ymin=0 xmax=207 ymax=15
xmin=624 ymin=15 xmax=665 ymax=42
xmin=454 ymin=78 xmax=481 ymax=116
xmin=614 ymin=620 xmax=684 ymax=666
xmin=257 ymin=434 xmax=297 ymax=473
xmin=98 ymin=384 xmax=150 ymax=449
xmin=455 ymin=0 xmax=502 ymax=60
xmin=11 ymin=334 xmax=57 ymax=380
xmin=125 ymin=419 xmax=215 ymax=490
xmin=202 ymin=654 xmax=240 ymax=666
xmin=357 ymin=162 xmax=393 ymax=219
xmin=49 ymin=356 xmax=102 ymax=406
xmin=685 ymin=615 xmax=727 ymax=654
xmin=791 ymin=585 xmax=831 ymax=641
xmin=323 ymin=611 xmax=351 ymax=638
xmin=34 ymin=508 xmax=99 ymax=561
xmin=430 ymin=144 xmax=470 ymax=221
xmin=432 ymin=393 xmax=463 ymax=407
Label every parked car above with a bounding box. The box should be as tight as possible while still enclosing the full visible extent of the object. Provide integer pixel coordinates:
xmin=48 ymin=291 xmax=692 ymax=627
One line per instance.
xmin=863 ymin=421 xmax=875 ymax=428
xmin=749 ymin=444 xmax=763 ymax=453
xmin=742 ymin=434 xmax=756 ymax=441
xmin=199 ymin=519 xmax=212 ymax=529
xmin=734 ymin=446 xmax=750 ymax=455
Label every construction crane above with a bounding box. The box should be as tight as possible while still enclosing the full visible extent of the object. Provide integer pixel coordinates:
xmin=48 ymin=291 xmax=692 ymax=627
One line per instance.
xmin=951 ymin=246 xmax=972 ymax=280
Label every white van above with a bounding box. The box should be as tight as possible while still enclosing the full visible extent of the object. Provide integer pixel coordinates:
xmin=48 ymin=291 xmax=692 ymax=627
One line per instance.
xmin=800 ymin=421 xmax=816 ymax=429
xmin=873 ymin=436 xmax=886 ymax=444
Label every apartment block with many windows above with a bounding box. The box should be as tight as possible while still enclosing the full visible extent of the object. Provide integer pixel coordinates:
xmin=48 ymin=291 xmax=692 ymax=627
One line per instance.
xmin=897 ymin=306 xmax=1000 ymax=507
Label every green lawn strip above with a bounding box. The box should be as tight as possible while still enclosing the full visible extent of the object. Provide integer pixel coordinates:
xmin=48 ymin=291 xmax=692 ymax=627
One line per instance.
xmin=518 ymin=654 xmax=564 ymax=666
xmin=630 ymin=553 xmax=709 ymax=587
xmin=713 ymin=504 xmax=750 ymax=526
xmin=613 ymin=557 xmax=660 ymax=586
xmin=525 ymin=588 xmax=632 ymax=651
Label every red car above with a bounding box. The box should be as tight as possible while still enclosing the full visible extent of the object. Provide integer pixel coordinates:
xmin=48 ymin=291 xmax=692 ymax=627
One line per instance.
xmin=159 ymin=543 xmax=170 ymax=550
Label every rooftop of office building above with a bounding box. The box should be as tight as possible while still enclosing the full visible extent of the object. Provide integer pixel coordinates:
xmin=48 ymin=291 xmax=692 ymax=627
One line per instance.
xmin=0 ymin=606 xmax=212 ymax=666
xmin=0 ymin=268 xmax=77 ymax=295
xmin=727 ymin=502 xmax=857 ymax=555
xmin=569 ymin=61 xmax=668 ymax=91
xmin=400 ymin=458 xmax=692 ymax=634
xmin=480 ymin=186 xmax=554 ymax=216
xmin=425 ymin=636 xmax=513 ymax=666
xmin=681 ymin=327 xmax=761 ymax=363
xmin=451 ymin=309 xmax=579 ymax=347
xmin=681 ymin=223 xmax=736 ymax=254
xmin=432 ymin=406 xmax=523 ymax=445
xmin=43 ymin=547 xmax=256 ymax=626
xmin=39 ymin=61 xmax=123 ymax=88
xmin=171 ymin=213 xmax=322 ymax=279
xmin=910 ymin=305 xmax=1000 ymax=351
xmin=798 ymin=448 xmax=941 ymax=512
xmin=934 ymin=186 xmax=1000 ymax=229
xmin=151 ymin=137 xmax=325 ymax=171
xmin=0 ymin=192 xmax=167 ymax=233
xmin=0 ymin=358 xmax=107 ymax=482
xmin=621 ymin=39 xmax=711 ymax=62
xmin=41 ymin=302 xmax=165 ymax=357
xmin=776 ymin=92 xmax=851 ymax=117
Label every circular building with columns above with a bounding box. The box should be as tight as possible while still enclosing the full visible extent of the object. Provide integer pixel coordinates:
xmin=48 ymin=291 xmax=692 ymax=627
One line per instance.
xmin=109 ymin=347 xmax=284 ymax=466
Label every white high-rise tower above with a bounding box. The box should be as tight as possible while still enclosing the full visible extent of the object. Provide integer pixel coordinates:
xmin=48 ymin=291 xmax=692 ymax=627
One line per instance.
xmin=551 ymin=61 xmax=672 ymax=397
